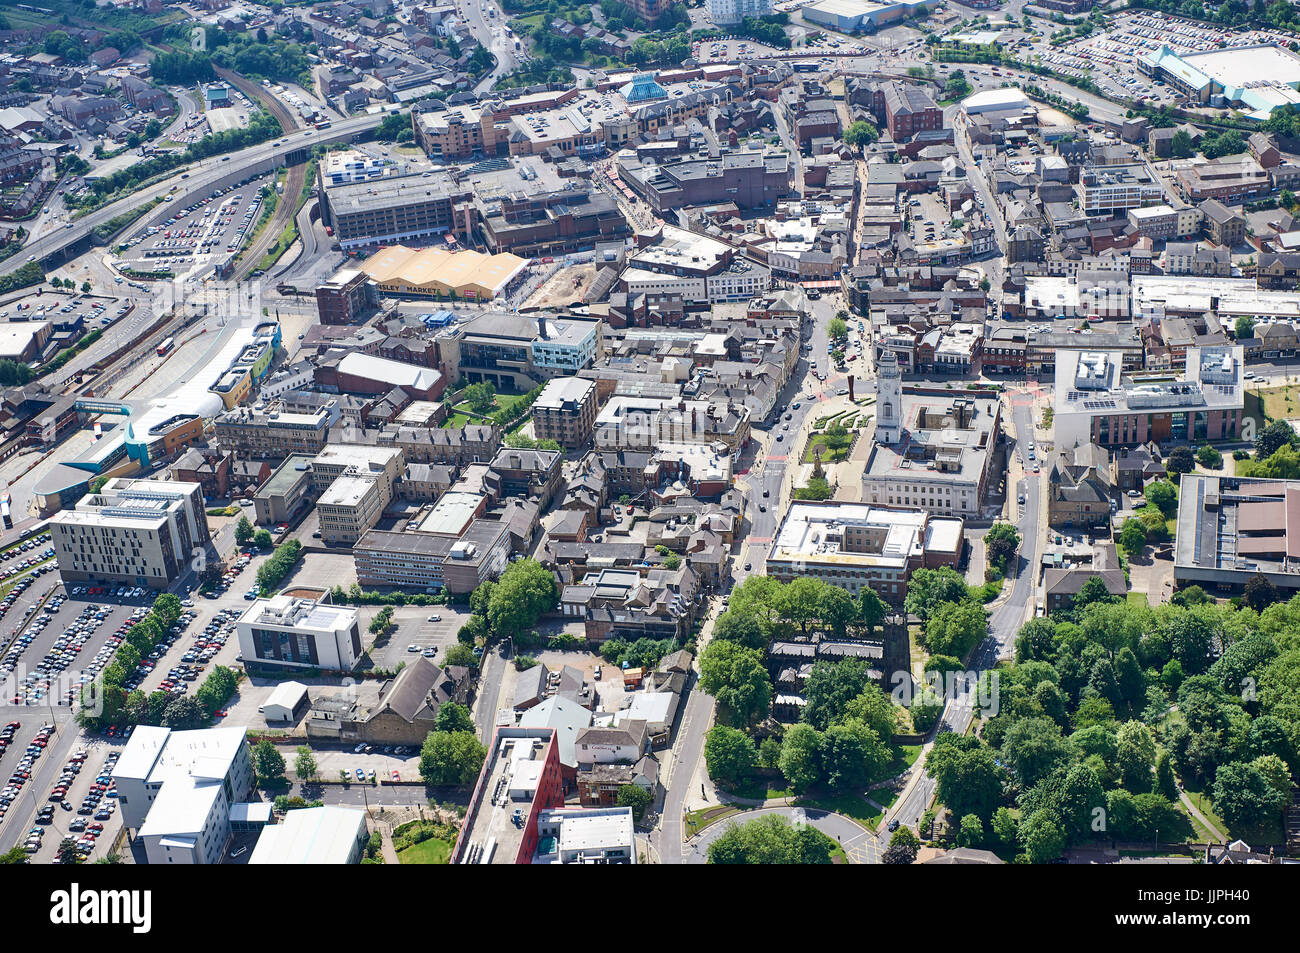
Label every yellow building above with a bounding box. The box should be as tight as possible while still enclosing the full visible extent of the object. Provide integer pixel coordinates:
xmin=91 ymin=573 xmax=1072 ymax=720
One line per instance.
xmin=360 ymin=244 xmax=528 ymax=301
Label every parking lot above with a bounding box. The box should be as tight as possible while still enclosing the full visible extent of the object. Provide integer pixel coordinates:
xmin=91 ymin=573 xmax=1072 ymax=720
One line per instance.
xmin=20 ymin=741 xmax=124 ymax=863
xmin=0 ymin=586 xmax=148 ymax=713
xmin=115 ymin=172 xmax=274 ymax=275
xmin=370 ymin=604 xmax=472 ymax=672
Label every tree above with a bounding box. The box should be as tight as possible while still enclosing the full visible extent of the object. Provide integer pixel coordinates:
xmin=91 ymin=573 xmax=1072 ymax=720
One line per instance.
xmin=926 ymin=735 xmax=1003 ymax=821
xmin=779 ymin=723 xmax=824 ymax=793
xmin=162 ymin=696 xmax=205 ymax=730
xmin=1075 ymin=576 xmax=1120 ymax=610
xmin=486 ymin=559 xmax=558 ymax=637
xmin=1116 ymin=721 xmax=1157 ymax=792
xmin=294 ymin=746 xmax=317 ymax=782
xmin=1197 ymin=444 xmax=1223 ymax=469
xmin=707 ymin=815 xmax=833 ymax=864
xmin=57 ymin=839 xmax=80 ymax=865
xmin=1145 ymin=480 xmax=1178 ymax=517
xmin=1019 ymin=808 xmax=1066 ymax=863
xmin=463 ymin=381 xmax=497 ymax=414
xmin=843 ymin=119 xmax=879 ymax=149
xmin=1000 ymin=716 xmax=1072 ymax=789
xmin=1255 ymin=419 xmax=1298 ymax=459
xmin=944 ymin=70 xmax=972 ymax=99
xmin=822 ymin=422 xmax=851 ymax=460
xmin=253 ymin=528 xmax=274 ymax=550
xmin=984 ymin=521 xmax=1021 ymax=572
xmin=883 ymin=824 xmax=920 ymax=863
xmin=1212 ymin=758 xmax=1291 ymax=835
xmin=700 ymin=640 xmax=771 ymax=728
xmin=858 ymin=587 xmax=888 ymax=634
xmin=828 ymin=317 xmax=848 ymax=340
xmin=991 ymin=806 xmax=1018 ymax=846
xmin=711 ymin=610 xmax=766 ymax=650
xmin=904 ymin=567 xmax=969 ymax=623
xmin=1119 ymin=518 xmax=1148 ymax=555
xmin=443 ymin=644 xmax=478 ymax=668
xmin=803 ymin=657 xmax=876 ymax=730
xmin=616 ymin=783 xmax=652 ymax=820
xmin=1170 ymin=129 xmax=1193 ymax=158
xmin=1243 ymin=573 xmax=1280 ymax=613
xmin=253 ymin=739 xmax=286 ymax=786
xmin=957 ymin=813 xmax=985 ymax=848
xmin=469 ymin=580 xmax=496 ymax=620
xmin=234 ymin=516 xmax=254 ymax=546
xmin=925 ymin=599 xmax=987 ymax=659
xmin=419 ymin=730 xmax=487 ymax=786
xmin=1235 ymin=315 xmax=1256 ymax=340
xmin=435 ymin=702 xmax=474 ymax=733
xmin=818 ymin=585 xmax=858 ymax=637
xmin=704 ymin=724 xmax=757 ymax=787
xmin=843 ymin=683 xmax=898 ymax=742
xmin=469 ymin=43 xmax=493 ymax=74
xmin=822 ymin=718 xmax=890 ymax=791
xmin=1166 ymin=445 xmax=1196 ymax=477
xmin=0 ymin=846 xmax=27 ymax=864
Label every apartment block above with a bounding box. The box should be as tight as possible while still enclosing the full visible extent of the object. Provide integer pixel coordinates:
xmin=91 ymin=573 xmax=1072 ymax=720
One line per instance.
xmin=532 ymin=377 xmax=598 ymax=450
xmin=50 ymin=479 xmax=211 ymax=589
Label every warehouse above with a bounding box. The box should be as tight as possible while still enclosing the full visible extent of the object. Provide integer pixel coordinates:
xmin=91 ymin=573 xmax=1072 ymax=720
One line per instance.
xmin=359 ymin=244 xmax=529 ymax=301
xmin=801 ymin=0 xmax=939 ymax=33
xmin=1140 ymin=43 xmax=1300 ymax=119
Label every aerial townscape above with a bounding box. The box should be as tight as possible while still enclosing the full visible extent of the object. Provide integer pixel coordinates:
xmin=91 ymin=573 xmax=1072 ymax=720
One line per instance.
xmin=0 ymin=0 xmax=1298 ymax=882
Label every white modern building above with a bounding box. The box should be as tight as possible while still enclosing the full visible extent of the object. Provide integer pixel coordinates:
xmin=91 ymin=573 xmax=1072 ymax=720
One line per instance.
xmin=960 ymin=86 xmax=1034 ymax=117
xmin=322 ymin=149 xmax=388 ymax=185
xmin=534 ymin=807 xmax=638 ymax=864
xmin=1053 ymin=346 xmax=1244 ymax=451
xmin=707 ymin=0 xmax=773 ymax=24
xmin=529 ymin=316 xmax=601 ymax=374
xmin=50 ymin=478 xmax=211 ymax=589
xmin=237 ymin=596 xmax=363 ymax=671
xmin=249 ymin=805 xmax=370 ymax=864
xmin=112 ymin=726 xmax=254 ymax=865
xmin=766 ymin=501 xmax=964 ymax=603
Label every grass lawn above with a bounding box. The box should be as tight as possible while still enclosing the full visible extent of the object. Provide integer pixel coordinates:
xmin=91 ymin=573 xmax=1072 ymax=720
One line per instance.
xmin=1184 ymin=786 xmax=1227 ymax=838
xmin=795 ymin=792 xmax=882 ymax=831
xmin=685 ymin=805 xmax=742 ymax=838
xmin=867 ymin=786 xmax=900 ymax=811
xmin=443 ymin=412 xmax=473 ymax=428
xmin=455 ymin=389 xmax=533 ymax=421
xmin=1254 ymin=383 xmax=1300 ymax=422
xmin=1174 ymin=799 xmax=1215 ymax=843
xmin=803 ymin=432 xmax=850 ymax=463
xmin=396 ymin=836 xmax=453 ymax=864
xmin=728 ymin=776 xmax=794 ymax=801
xmin=1127 ymin=591 xmax=1149 ymax=607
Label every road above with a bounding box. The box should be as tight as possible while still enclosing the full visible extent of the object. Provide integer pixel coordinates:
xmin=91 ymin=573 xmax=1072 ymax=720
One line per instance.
xmin=2 ymin=111 xmax=386 ymax=280
xmin=870 ymin=388 xmax=1040 ymax=848
xmin=457 ymin=0 xmax=520 ymax=91
xmin=653 ymin=290 xmax=863 ymax=864
xmin=686 ymin=805 xmax=878 ymax=863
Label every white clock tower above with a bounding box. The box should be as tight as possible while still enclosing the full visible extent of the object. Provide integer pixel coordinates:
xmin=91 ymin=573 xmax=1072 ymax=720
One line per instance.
xmin=875 ymin=350 xmax=903 ymax=445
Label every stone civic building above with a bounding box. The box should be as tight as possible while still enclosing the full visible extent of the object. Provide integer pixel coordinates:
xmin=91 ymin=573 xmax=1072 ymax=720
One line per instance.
xmin=305 ymin=656 xmax=470 ymax=744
